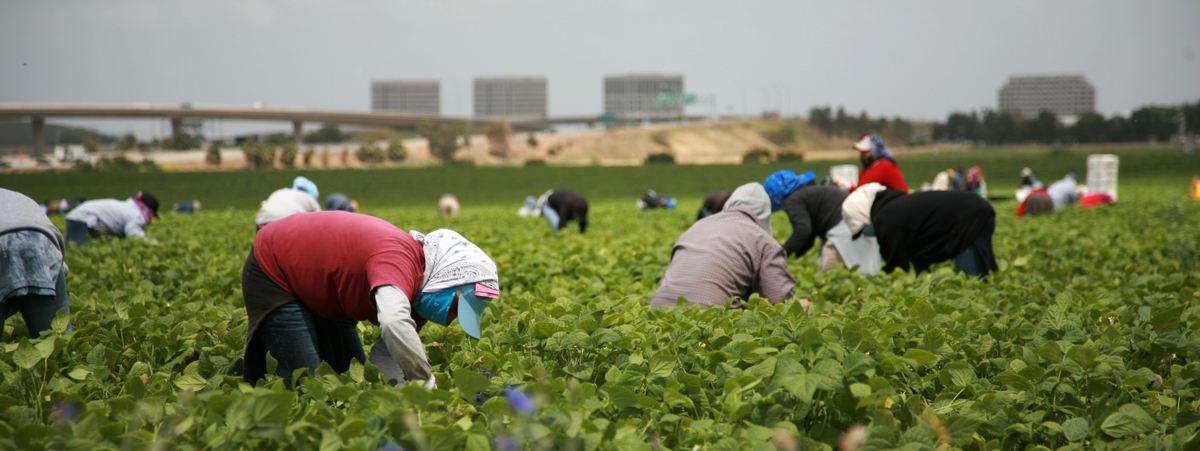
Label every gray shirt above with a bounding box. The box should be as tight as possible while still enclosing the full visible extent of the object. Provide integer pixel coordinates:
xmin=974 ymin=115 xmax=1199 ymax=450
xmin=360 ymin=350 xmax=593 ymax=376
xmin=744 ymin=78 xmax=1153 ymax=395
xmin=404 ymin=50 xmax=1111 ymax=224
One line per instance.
xmin=650 ymin=207 xmax=796 ymax=309
xmin=1047 ymin=178 xmax=1078 ymax=210
xmin=0 ymin=188 xmax=65 ymax=253
xmin=66 ymin=198 xmax=148 ymax=239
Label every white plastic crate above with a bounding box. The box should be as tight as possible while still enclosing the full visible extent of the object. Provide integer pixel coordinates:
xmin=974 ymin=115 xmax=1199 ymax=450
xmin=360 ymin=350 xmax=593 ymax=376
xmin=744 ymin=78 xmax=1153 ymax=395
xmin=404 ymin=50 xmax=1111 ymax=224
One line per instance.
xmin=1086 ymin=154 xmax=1119 ymax=201
xmin=831 ymin=164 xmax=859 ymax=186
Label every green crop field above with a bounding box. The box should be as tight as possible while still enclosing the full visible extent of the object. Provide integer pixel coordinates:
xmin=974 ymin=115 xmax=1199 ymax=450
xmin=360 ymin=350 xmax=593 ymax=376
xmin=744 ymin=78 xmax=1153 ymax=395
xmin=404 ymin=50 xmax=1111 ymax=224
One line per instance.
xmin=2 ymin=147 xmax=1196 ymax=210
xmin=0 ymin=149 xmax=1198 ymax=450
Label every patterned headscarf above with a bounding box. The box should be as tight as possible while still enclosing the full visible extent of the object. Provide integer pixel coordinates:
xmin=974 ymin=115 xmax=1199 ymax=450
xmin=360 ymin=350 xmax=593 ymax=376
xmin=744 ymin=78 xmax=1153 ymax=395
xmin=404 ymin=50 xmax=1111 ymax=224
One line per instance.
xmin=858 ymin=134 xmax=896 ymax=168
xmin=763 ymin=170 xmax=817 ymax=212
xmin=409 ymin=229 xmax=500 ymax=294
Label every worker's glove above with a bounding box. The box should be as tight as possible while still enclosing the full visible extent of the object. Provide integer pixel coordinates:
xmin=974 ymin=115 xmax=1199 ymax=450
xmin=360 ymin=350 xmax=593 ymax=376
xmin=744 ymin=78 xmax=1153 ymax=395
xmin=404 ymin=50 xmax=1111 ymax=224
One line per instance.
xmin=422 ymin=374 xmax=437 ymax=390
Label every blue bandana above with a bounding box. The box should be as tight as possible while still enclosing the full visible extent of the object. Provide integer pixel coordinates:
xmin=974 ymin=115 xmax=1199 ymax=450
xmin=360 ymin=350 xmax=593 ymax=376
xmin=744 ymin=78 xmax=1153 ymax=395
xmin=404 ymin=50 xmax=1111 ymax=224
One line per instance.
xmin=414 ymin=287 xmax=457 ymax=326
xmin=292 ymin=176 xmax=319 ymax=200
xmin=763 ymin=170 xmax=816 ymax=212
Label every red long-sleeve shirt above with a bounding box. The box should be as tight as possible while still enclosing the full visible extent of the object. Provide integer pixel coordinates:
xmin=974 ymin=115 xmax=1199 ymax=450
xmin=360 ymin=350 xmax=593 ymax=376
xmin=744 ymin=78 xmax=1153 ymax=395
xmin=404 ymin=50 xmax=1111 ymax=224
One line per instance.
xmin=851 ymin=159 xmax=908 ymax=193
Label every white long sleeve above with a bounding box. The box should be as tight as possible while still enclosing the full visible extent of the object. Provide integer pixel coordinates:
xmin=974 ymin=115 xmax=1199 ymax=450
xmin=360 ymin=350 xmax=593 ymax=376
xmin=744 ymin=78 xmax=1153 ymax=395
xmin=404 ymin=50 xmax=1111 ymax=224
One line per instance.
xmin=65 ymin=199 xmax=147 ymax=239
xmin=372 ymin=285 xmax=435 ymax=389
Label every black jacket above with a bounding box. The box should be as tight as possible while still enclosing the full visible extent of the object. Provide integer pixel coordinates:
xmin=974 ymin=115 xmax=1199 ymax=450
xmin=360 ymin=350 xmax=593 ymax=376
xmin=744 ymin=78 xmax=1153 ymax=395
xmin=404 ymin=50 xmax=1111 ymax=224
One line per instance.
xmin=871 ymin=190 xmax=998 ymax=275
xmin=547 ymin=190 xmax=589 ymax=233
xmin=781 ymin=185 xmax=848 ymax=257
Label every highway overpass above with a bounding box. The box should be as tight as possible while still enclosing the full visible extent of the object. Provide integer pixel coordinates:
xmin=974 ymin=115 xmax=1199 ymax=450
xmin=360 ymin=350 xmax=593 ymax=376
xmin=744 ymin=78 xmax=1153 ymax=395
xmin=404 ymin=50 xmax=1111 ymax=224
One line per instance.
xmin=0 ymin=103 xmax=706 ymax=155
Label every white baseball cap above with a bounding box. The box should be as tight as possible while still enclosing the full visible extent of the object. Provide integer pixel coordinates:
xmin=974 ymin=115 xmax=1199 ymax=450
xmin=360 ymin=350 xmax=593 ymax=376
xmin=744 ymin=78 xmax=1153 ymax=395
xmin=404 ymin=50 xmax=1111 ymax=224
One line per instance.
xmin=853 ymin=135 xmax=872 ymax=151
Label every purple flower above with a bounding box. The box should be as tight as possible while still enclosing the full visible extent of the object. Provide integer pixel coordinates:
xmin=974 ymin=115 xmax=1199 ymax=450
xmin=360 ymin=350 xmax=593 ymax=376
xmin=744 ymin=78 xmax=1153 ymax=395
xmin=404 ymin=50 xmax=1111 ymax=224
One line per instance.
xmin=506 ymin=386 xmax=537 ymax=415
xmin=494 ymin=435 xmax=519 ymax=451
xmin=53 ymin=402 xmax=78 ymax=422
xmin=378 ymin=441 xmax=407 ymax=451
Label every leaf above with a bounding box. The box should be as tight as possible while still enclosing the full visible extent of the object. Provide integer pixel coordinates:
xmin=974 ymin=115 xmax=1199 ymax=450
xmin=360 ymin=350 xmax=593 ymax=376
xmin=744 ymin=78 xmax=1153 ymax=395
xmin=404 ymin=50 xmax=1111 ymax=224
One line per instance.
xmin=175 ymin=374 xmax=207 ymax=391
xmin=1066 ymin=343 xmax=1099 ymax=367
xmin=850 ymin=383 xmax=872 ymax=398
xmin=995 ymin=371 xmax=1035 ymax=391
xmin=942 ymin=361 xmax=977 ymax=388
xmin=565 ymin=364 xmax=594 ymax=380
xmin=604 ymin=387 xmax=640 ymax=410
xmin=68 ymin=367 xmax=91 ymax=380
xmin=946 ymin=416 xmax=982 ymax=445
xmin=453 ymin=369 xmax=491 ymax=396
xmin=1149 ymin=305 xmax=1185 ymax=332
xmin=649 ymin=353 xmax=675 ymax=378
xmin=13 ymin=340 xmax=42 ymax=370
xmin=1101 ymin=404 xmax=1158 ymax=438
xmin=908 ymin=299 xmax=937 ymax=326
xmin=903 ymin=349 xmax=938 ymax=366
xmin=1036 ymin=341 xmax=1064 ymax=363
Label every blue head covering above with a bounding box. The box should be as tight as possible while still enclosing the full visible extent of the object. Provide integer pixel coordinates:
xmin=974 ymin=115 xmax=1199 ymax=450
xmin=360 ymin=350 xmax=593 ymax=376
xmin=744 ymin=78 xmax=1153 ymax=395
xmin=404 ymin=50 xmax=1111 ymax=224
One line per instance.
xmin=292 ymin=176 xmax=319 ymax=200
xmin=763 ymin=169 xmax=817 ymax=212
xmin=412 ymin=283 xmax=495 ymax=339
xmin=859 ymin=134 xmax=896 ymax=168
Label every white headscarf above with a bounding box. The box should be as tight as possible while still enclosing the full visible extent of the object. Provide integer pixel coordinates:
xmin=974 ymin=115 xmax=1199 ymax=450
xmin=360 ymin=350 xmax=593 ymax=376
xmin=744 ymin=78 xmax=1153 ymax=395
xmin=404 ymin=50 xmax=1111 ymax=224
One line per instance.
xmin=408 ymin=229 xmax=500 ymax=293
xmin=842 ymin=182 xmax=887 ymax=235
xmin=723 ymin=182 xmax=773 ymax=234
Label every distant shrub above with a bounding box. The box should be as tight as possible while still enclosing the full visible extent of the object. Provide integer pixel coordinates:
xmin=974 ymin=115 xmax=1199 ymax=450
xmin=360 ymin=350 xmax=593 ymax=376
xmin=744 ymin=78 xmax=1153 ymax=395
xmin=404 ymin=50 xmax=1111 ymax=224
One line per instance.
xmin=206 ymin=142 xmax=222 ymax=166
xmin=761 ymin=124 xmax=798 ymax=146
xmin=776 ymin=149 xmax=804 ymax=162
xmin=280 ymin=143 xmax=299 ymax=168
xmin=303 ymin=148 xmax=315 ymax=166
xmin=387 ymin=140 xmax=407 ymax=162
xmin=356 ymin=139 xmax=385 ymax=165
xmin=650 ymin=131 xmax=670 ymax=147
xmin=524 ymin=159 xmax=545 ymax=167
xmin=645 ymin=153 xmax=676 ymax=165
xmin=743 ymin=148 xmax=772 ymax=164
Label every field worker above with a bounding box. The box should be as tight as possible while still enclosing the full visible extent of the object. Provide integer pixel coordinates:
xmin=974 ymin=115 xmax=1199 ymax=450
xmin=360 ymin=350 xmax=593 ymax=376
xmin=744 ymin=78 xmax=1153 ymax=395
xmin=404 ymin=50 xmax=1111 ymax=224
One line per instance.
xmin=1079 ymin=192 xmax=1116 ymax=208
xmin=850 ymin=134 xmax=908 ymax=193
xmin=517 ymin=196 xmax=539 ymax=217
xmin=637 ymin=190 xmax=677 ymax=210
xmin=650 ymin=183 xmax=796 ymax=309
xmin=1018 ymin=168 xmax=1042 ymax=190
xmin=765 ymin=170 xmax=882 ymax=273
xmin=1046 ymin=173 xmax=1080 ymax=211
xmin=255 ymin=176 xmax=321 ymax=230
xmin=848 ymin=185 xmax=998 ymax=277
xmin=949 ymin=167 xmax=965 ymax=191
xmin=930 ymin=171 xmax=951 ymax=191
xmin=241 ymin=211 xmax=500 ymax=389
xmin=64 ymin=191 xmax=160 ymax=245
xmin=696 ymin=191 xmax=731 ymax=220
xmin=174 ymin=201 xmax=202 ymax=213
xmin=324 ymin=193 xmax=356 ymax=212
xmin=57 ymin=199 xmax=69 ymax=216
xmin=0 ymin=189 xmax=71 ymax=338
xmin=964 ymin=166 xmax=988 ymax=197
xmin=438 ymin=194 xmax=460 ymax=217
xmin=540 ymin=189 xmax=589 ymax=236
xmin=1016 ymin=188 xmax=1054 ymax=218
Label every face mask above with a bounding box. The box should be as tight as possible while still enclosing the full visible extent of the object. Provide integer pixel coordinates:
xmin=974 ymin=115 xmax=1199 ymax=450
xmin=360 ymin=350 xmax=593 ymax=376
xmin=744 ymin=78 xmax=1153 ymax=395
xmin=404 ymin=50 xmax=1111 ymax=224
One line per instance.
xmin=414 ymin=288 xmax=457 ymax=326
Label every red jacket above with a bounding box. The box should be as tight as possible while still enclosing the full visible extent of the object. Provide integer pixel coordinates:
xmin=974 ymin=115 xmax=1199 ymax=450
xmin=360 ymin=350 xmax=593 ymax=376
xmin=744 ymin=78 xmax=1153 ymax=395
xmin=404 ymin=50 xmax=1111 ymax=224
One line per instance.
xmin=852 ymin=159 xmax=908 ymax=193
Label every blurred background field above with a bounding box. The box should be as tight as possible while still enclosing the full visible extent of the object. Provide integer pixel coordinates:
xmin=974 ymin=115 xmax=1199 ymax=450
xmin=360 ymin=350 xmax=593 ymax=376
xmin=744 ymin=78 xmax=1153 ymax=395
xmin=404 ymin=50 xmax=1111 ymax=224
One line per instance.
xmin=3 ymin=147 xmax=1196 ymax=210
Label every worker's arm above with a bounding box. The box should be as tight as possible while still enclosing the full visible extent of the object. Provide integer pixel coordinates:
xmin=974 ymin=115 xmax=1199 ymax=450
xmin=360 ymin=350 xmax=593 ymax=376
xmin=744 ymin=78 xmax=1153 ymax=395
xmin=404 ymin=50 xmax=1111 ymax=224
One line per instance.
xmin=757 ymin=241 xmax=797 ymax=304
xmin=780 ymin=195 xmax=815 ymax=257
xmin=372 ymin=285 xmax=436 ymax=389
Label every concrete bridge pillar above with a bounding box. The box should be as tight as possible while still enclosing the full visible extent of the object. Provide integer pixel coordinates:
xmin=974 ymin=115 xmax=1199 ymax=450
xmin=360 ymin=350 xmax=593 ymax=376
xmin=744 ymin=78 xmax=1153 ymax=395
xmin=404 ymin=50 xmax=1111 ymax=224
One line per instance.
xmin=31 ymin=117 xmax=45 ymax=157
xmin=293 ymin=121 xmax=303 ymax=145
xmin=170 ymin=117 xmax=183 ymax=139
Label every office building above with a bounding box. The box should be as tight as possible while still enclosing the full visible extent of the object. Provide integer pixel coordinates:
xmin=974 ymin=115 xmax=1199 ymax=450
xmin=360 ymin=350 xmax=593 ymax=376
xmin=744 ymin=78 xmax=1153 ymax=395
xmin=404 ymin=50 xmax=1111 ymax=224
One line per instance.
xmin=473 ymin=77 xmax=547 ymax=120
xmin=371 ymin=80 xmax=440 ymax=115
xmin=998 ymin=75 xmax=1095 ymax=119
xmin=604 ymin=74 xmax=685 ymax=119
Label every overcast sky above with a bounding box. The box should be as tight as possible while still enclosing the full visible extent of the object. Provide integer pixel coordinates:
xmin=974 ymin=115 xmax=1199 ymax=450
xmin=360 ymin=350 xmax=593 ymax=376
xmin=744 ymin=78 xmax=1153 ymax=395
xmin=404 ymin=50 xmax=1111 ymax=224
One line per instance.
xmin=2 ymin=0 xmax=1198 ymax=138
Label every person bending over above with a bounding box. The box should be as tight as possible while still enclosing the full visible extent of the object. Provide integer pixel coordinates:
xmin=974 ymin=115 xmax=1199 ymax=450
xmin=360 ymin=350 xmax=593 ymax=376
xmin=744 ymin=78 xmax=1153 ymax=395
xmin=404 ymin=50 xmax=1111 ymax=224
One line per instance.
xmin=64 ymin=191 xmax=159 ymax=245
xmin=540 ymin=189 xmax=589 ymax=236
xmin=845 ymin=185 xmax=998 ymax=277
xmin=256 ymin=176 xmax=321 ymax=231
xmin=241 ymin=211 xmax=500 ymax=389
xmin=764 ymin=170 xmax=882 ymax=274
xmin=850 ymin=134 xmax=908 ymax=193
xmin=0 ymin=189 xmax=72 ymax=339
xmin=650 ymin=183 xmax=796 ymax=309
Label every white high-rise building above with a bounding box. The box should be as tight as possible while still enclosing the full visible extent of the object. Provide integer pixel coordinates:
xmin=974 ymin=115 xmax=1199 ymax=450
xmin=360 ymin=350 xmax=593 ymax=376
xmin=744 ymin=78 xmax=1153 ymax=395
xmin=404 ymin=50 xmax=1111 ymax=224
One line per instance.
xmin=604 ymin=74 xmax=685 ymax=119
xmin=998 ymin=75 xmax=1095 ymax=119
xmin=371 ymin=80 xmax=440 ymax=115
xmin=473 ymin=77 xmax=547 ymax=120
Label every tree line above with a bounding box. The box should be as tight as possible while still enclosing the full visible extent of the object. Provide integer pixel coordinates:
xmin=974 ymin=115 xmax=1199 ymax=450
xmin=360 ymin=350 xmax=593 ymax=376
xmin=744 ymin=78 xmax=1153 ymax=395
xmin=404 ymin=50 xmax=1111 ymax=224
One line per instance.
xmin=808 ymin=106 xmax=914 ymax=146
xmin=930 ymin=100 xmax=1200 ymax=145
